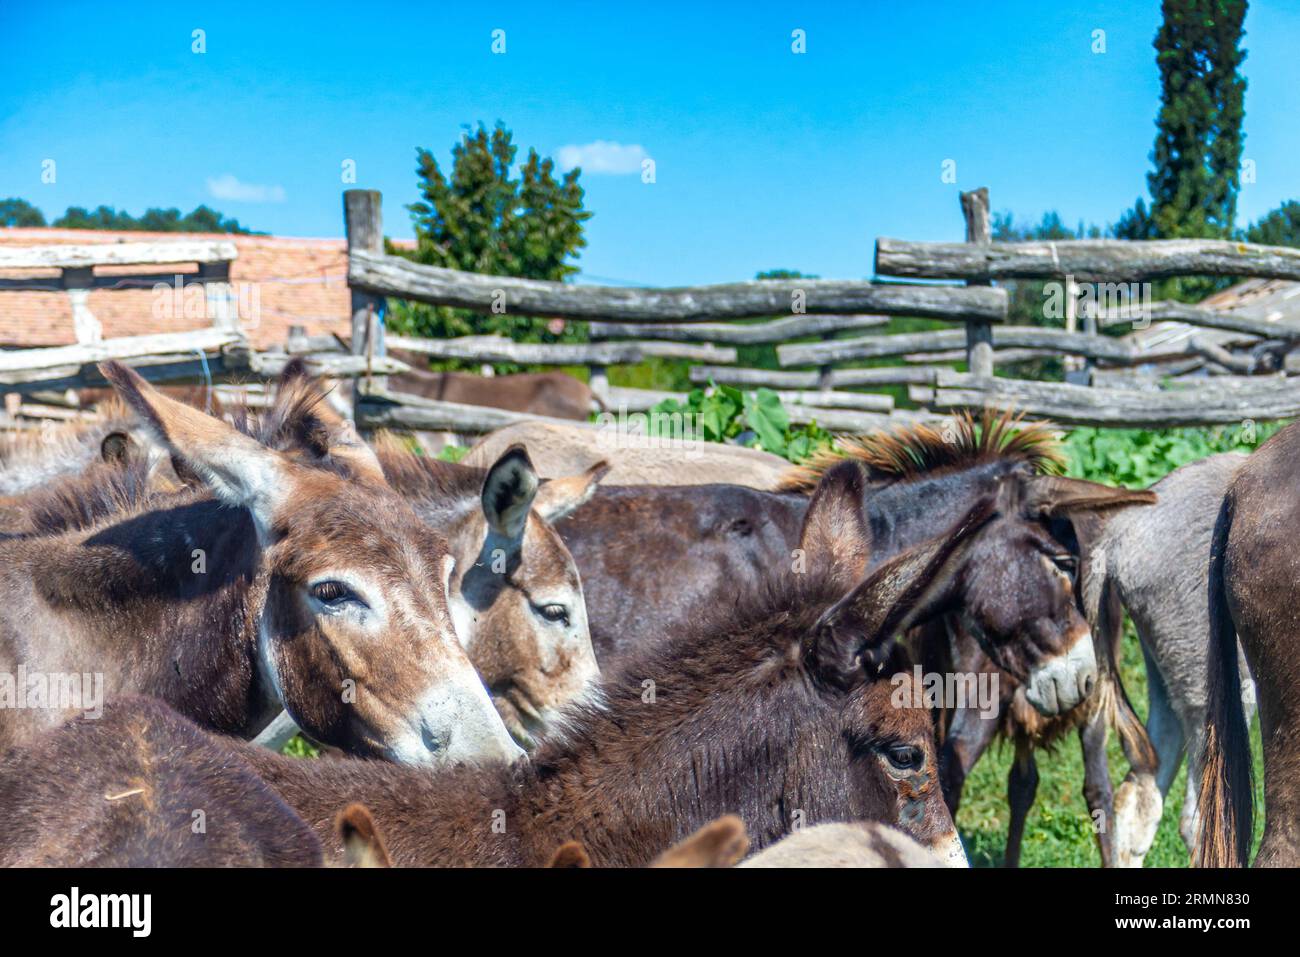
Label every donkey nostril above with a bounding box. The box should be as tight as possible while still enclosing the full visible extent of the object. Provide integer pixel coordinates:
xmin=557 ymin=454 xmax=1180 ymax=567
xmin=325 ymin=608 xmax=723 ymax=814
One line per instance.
xmin=1081 ymin=673 xmax=1096 ymax=697
xmin=421 ymin=725 xmax=447 ymax=754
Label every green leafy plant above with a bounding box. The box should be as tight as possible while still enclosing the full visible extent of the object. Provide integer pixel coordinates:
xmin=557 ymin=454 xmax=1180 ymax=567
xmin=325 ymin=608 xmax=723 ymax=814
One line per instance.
xmin=1063 ymin=421 xmax=1283 ymax=488
xmin=646 ymin=383 xmax=834 ymax=463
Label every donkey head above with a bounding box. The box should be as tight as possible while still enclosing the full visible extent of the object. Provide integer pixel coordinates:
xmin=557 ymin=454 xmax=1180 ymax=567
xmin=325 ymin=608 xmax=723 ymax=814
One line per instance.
xmin=946 ymin=466 xmax=1155 ymax=715
xmin=99 ymin=361 xmax=522 ymax=767
xmin=796 ymin=462 xmax=989 ymax=865
xmin=451 ymin=446 xmax=605 ymax=747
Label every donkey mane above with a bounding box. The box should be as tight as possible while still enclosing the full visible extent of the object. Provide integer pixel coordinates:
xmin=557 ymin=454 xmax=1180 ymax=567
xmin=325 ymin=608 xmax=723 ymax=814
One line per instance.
xmin=776 ymin=410 xmax=1065 ymax=492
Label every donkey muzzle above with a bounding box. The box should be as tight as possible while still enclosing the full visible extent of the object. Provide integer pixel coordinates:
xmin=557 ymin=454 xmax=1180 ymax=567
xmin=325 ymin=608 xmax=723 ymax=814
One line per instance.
xmin=1024 ymin=630 xmax=1097 ymax=716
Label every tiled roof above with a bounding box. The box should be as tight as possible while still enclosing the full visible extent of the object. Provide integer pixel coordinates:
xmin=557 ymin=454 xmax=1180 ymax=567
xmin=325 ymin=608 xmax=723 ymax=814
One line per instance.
xmin=0 ymin=228 xmax=358 ymax=349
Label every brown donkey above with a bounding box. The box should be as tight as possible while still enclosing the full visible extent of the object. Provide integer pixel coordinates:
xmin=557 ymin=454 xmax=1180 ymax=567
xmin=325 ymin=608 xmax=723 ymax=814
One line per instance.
xmin=3 ymin=463 xmax=991 ymax=866
xmin=1198 ymin=420 xmax=1300 ymax=867
xmin=0 ymin=361 xmax=522 ymax=765
xmin=374 ymin=436 xmax=605 ymax=747
xmin=0 ymin=695 xmax=323 ymax=867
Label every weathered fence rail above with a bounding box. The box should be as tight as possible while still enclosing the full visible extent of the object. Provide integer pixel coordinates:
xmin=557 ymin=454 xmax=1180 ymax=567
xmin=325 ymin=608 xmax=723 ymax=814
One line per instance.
xmin=876 ymin=237 xmax=1300 ymax=283
xmin=348 ymin=246 xmax=1007 ymax=323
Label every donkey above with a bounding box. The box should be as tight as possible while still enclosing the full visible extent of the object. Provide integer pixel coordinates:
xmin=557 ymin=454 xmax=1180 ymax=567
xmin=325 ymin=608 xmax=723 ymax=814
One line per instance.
xmin=372 ymin=435 xmax=606 ymax=746
xmin=463 ymin=419 xmax=790 ymax=489
xmin=557 ymin=413 xmax=1154 ymax=719
xmin=5 ymin=464 xmax=991 ymax=867
xmin=738 ymin=821 xmax=945 ymax=868
xmin=550 ymin=817 xmax=945 ymax=868
xmin=940 ymin=451 xmax=1259 ymax=868
xmin=0 ymin=399 xmax=160 ymax=497
xmin=388 ymin=361 xmax=599 ymax=421
xmin=547 ymin=816 xmax=750 ymax=868
xmin=0 ymin=361 xmax=522 ymax=766
xmin=917 ymin=615 xmax=1158 ymax=868
xmin=1199 ymin=421 xmax=1300 ymax=867
xmin=0 ymin=694 xmax=324 ymax=867
xmin=1081 ymin=451 xmax=1254 ymax=865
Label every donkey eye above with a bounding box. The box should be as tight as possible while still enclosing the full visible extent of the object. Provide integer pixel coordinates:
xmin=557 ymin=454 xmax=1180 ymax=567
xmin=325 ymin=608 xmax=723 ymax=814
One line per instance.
xmin=309 ymin=580 xmax=367 ymax=609
xmin=1051 ymin=554 xmax=1078 ymax=575
xmin=884 ymin=744 xmax=924 ymax=771
xmin=535 ymin=603 xmax=570 ymax=626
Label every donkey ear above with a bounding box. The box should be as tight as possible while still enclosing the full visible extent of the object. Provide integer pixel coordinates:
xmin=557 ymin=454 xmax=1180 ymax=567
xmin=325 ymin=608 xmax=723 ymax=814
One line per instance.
xmin=335 ymin=803 xmax=392 ymax=868
xmin=1025 ymin=475 xmax=1156 ymax=516
xmin=797 ymin=460 xmax=871 ymax=585
xmin=650 ymin=815 xmax=750 ymax=868
xmin=481 ymin=444 xmax=539 ymax=539
xmin=99 ymin=361 xmax=289 ymax=525
xmin=807 ymin=496 xmax=997 ymax=691
xmin=99 ymin=431 xmax=133 ymax=465
xmin=546 ymin=841 xmax=592 ymax=868
xmin=277 ymin=359 xmax=388 ymax=487
xmin=533 ymin=460 xmax=609 ymax=523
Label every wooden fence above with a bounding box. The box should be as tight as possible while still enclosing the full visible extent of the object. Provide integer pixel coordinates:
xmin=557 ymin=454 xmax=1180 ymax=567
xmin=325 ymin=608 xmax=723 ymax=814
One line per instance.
xmin=344 ymin=187 xmax=1300 ymax=433
xmin=12 ymin=190 xmax=1295 ymax=434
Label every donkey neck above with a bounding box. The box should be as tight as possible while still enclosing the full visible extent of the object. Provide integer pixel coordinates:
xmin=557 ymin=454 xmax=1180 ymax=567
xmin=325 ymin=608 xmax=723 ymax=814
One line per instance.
xmin=11 ymin=496 xmax=270 ymax=735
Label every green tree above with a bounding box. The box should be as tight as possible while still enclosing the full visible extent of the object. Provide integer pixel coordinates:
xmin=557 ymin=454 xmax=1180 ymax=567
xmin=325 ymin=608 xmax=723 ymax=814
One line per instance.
xmin=1146 ymin=0 xmax=1248 ymax=240
xmin=390 ymin=123 xmax=591 ymax=366
xmin=51 ymin=204 xmax=254 ymax=233
xmin=0 ymin=198 xmax=47 ymax=227
xmin=1245 ymin=200 xmax=1300 ymax=248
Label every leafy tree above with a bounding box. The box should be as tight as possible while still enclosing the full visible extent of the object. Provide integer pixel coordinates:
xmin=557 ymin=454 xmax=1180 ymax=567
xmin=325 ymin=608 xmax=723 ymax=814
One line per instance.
xmin=1244 ymin=200 xmax=1300 ymax=248
xmin=0 ymin=198 xmax=46 ymax=227
xmin=1114 ymin=198 xmax=1154 ymax=241
xmin=1146 ymin=0 xmax=1248 ymax=240
xmin=51 ymin=204 xmax=254 ymax=233
xmin=389 ymin=123 xmax=591 ymax=367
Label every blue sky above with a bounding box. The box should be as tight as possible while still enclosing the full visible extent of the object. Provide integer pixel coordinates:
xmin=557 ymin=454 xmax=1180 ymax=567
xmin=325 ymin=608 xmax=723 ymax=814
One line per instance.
xmin=2 ymin=1 xmax=1298 ymax=286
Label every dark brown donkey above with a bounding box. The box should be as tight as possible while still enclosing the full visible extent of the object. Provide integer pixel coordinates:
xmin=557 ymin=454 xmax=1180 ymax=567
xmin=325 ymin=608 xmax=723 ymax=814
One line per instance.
xmin=559 ymin=413 xmax=1153 ymax=718
xmin=1 ymin=464 xmax=990 ymax=866
xmin=0 ymin=361 xmax=522 ymax=765
xmin=1198 ymin=420 xmax=1300 ymax=867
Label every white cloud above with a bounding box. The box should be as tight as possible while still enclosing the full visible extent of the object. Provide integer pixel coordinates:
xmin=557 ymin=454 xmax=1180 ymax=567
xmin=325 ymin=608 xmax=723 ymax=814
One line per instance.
xmin=205 ymin=174 xmax=287 ymax=203
xmin=555 ymin=141 xmax=648 ymax=175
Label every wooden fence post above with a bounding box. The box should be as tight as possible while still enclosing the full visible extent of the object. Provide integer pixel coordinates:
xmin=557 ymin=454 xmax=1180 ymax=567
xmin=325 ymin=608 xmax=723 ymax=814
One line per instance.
xmin=344 ymin=190 xmax=386 ymax=408
xmin=960 ymin=188 xmax=994 ymax=379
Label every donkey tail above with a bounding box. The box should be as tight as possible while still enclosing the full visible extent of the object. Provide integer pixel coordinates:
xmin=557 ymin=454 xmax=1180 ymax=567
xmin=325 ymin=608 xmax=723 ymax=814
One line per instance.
xmin=1194 ymin=493 xmax=1253 ymax=868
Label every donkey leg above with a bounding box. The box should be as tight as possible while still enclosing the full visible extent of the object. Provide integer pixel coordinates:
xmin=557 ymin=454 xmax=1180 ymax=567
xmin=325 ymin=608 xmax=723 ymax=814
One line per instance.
xmin=1079 ymin=708 xmax=1116 ymax=866
xmin=1180 ymin=724 xmax=1204 ymax=858
xmin=1004 ymin=737 xmax=1038 ymax=868
xmin=939 ymin=703 xmax=999 ymax=817
xmin=1143 ymin=645 xmax=1186 ymax=797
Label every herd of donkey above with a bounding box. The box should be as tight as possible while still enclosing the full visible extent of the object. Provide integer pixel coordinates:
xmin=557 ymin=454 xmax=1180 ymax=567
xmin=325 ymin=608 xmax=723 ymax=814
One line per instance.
xmin=0 ymin=356 xmax=1291 ymax=868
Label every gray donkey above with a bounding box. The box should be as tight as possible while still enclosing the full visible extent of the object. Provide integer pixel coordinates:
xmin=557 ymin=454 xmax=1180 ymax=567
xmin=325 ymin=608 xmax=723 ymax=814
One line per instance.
xmin=1084 ymin=451 xmax=1257 ymax=865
